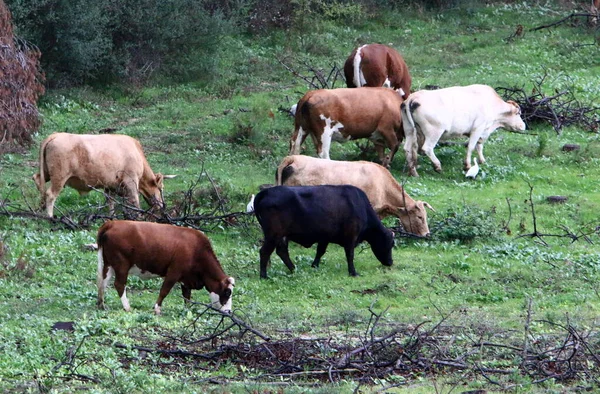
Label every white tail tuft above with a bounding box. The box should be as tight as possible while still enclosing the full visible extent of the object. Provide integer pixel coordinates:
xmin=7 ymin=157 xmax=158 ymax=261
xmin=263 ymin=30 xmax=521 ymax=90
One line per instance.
xmin=290 ymin=104 xmax=297 ymax=116
xmin=353 ymin=45 xmax=367 ymax=87
xmin=246 ymin=194 xmax=255 ymax=213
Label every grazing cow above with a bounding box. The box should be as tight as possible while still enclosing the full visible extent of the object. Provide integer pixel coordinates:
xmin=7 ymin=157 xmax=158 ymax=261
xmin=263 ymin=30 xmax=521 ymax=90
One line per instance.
xmin=402 ymin=84 xmax=526 ymax=177
xmin=253 ymin=185 xmax=394 ymax=278
xmin=343 ymin=44 xmax=411 ymax=99
xmin=97 ymin=220 xmax=235 ymax=314
xmin=276 ymin=155 xmax=433 ymax=236
xmin=33 ymin=133 xmax=164 ymax=217
xmin=289 ymin=87 xmax=404 ymax=168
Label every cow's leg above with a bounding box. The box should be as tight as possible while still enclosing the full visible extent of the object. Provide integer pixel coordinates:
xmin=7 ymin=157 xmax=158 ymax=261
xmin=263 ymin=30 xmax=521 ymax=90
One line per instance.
xmin=96 ymin=248 xmax=113 ymax=310
xmin=318 ymin=132 xmax=330 ymax=159
xmin=290 ymin=126 xmax=308 ymax=155
xmin=45 ymin=178 xmax=66 ymax=217
xmin=259 ymin=238 xmax=277 ymax=279
xmin=403 ymin=134 xmax=419 ymax=177
xmin=379 ymin=128 xmax=400 ymax=168
xmin=113 ymin=270 xmax=130 ymax=312
xmin=476 ymin=137 xmax=486 ymax=164
xmin=420 ymin=135 xmax=443 ymax=173
xmin=465 ymin=135 xmax=480 ymax=171
xmin=312 ymin=242 xmax=329 ymax=268
xmin=154 ymin=273 xmax=179 ymax=315
xmin=181 ymin=284 xmax=192 ymax=304
xmin=275 ymin=238 xmax=296 ymax=273
xmin=344 ymin=243 xmax=358 ymax=277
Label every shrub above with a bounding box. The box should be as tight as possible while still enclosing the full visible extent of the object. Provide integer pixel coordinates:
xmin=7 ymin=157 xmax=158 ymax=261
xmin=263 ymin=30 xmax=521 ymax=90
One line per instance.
xmin=431 ymin=205 xmax=501 ymax=243
xmin=6 ymin=0 xmax=233 ymax=86
xmin=0 ymin=0 xmax=44 ymax=149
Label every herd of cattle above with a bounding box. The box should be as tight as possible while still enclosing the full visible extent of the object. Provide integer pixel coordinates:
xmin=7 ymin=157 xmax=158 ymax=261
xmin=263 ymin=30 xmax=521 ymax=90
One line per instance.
xmin=31 ymin=43 xmax=527 ymax=315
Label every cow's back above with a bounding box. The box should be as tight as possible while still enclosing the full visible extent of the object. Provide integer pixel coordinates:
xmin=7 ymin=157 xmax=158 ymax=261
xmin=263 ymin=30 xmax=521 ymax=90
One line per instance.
xmin=254 ymin=185 xmax=372 ymax=244
xmin=44 ymin=133 xmax=146 ymax=188
xmin=278 ymin=155 xmax=393 ymax=211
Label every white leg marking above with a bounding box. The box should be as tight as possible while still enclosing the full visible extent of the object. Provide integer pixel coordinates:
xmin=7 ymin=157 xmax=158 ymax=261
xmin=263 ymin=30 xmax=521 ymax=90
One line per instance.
xmin=154 ymin=303 xmax=161 ymax=315
xmin=292 ymin=126 xmax=305 ymax=154
xmin=319 ymin=114 xmax=345 ymax=160
xmin=353 ymin=45 xmax=367 ymax=87
xmin=120 ymin=288 xmax=131 ymax=312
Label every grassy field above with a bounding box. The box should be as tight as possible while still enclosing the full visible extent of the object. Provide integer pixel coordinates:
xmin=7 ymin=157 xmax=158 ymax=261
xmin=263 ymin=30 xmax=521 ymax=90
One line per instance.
xmin=1 ymin=2 xmax=600 ymax=392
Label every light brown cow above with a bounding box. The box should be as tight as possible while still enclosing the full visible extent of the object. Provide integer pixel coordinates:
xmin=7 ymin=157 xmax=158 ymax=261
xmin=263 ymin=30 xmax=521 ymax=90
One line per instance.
xmin=343 ymin=44 xmax=412 ymax=100
xmin=402 ymin=85 xmax=526 ymax=177
xmin=289 ymin=87 xmax=404 ymax=168
xmin=33 ymin=133 xmax=164 ymax=217
xmin=97 ymin=220 xmax=235 ymax=315
xmin=276 ymin=155 xmax=433 ymax=237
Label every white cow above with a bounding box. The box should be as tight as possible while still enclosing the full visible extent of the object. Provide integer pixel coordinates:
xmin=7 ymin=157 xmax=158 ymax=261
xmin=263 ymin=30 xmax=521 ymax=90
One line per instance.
xmin=402 ymin=84 xmax=526 ymax=177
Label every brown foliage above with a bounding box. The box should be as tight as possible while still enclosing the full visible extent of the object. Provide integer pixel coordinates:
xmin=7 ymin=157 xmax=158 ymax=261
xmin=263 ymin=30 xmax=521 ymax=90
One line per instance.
xmin=0 ymin=0 xmax=45 ymax=150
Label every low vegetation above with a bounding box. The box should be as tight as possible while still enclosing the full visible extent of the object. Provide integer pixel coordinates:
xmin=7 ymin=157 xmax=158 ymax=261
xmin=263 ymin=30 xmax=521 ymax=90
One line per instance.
xmin=1 ymin=1 xmax=599 ymax=392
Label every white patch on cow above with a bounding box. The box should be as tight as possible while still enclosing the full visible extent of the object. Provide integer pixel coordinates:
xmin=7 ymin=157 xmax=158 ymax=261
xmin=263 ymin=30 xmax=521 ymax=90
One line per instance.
xmin=290 ymin=104 xmax=297 ymax=116
xmin=293 ymin=126 xmax=305 ymax=154
xmin=128 ymin=265 xmax=160 ymax=280
xmin=319 ymin=114 xmax=346 ymax=159
xmin=97 ymin=247 xmax=114 ymax=307
xmin=154 ymin=303 xmax=161 ymax=315
xmin=209 ymin=292 xmax=220 ymax=308
xmin=396 ymin=88 xmax=406 ymax=97
xmin=120 ymin=289 xmax=131 ymax=312
xmin=246 ymin=194 xmax=255 ymax=213
xmin=353 ymin=45 xmax=368 ymax=87
xmin=383 ymin=77 xmax=391 ymax=88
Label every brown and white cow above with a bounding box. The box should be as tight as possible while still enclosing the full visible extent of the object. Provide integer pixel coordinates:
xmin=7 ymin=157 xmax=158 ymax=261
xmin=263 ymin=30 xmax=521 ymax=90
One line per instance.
xmin=33 ymin=133 xmax=164 ymax=217
xmin=276 ymin=155 xmax=433 ymax=237
xmin=97 ymin=220 xmax=235 ymax=314
xmin=343 ymin=44 xmax=412 ymax=100
xmin=289 ymin=87 xmax=404 ymax=168
xmin=402 ymin=84 xmax=526 ymax=177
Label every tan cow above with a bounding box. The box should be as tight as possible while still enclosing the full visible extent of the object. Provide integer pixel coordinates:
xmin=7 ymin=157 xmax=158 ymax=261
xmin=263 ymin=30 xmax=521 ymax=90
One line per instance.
xmin=402 ymin=84 xmax=526 ymax=177
xmin=276 ymin=155 xmax=433 ymax=237
xmin=343 ymin=44 xmax=412 ymax=100
xmin=33 ymin=133 xmax=164 ymax=217
xmin=289 ymin=87 xmax=404 ymax=168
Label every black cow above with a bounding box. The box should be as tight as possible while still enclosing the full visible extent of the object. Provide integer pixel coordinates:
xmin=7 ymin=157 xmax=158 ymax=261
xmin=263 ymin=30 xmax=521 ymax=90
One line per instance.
xmin=253 ymin=185 xmax=394 ymax=278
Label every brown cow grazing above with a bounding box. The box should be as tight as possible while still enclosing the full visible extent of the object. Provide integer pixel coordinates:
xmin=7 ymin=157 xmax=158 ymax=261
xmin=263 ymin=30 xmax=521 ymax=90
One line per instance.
xmin=276 ymin=155 xmax=433 ymax=237
xmin=33 ymin=133 xmax=164 ymax=217
xmin=343 ymin=44 xmax=412 ymax=99
xmin=289 ymin=87 xmax=404 ymax=168
xmin=97 ymin=220 xmax=235 ymax=314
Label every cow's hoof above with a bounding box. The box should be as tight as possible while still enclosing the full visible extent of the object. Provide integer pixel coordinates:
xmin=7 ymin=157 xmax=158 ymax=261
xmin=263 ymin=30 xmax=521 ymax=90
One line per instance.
xmin=434 ymin=167 xmax=442 ymax=173
xmin=349 ymin=271 xmax=359 ymax=277
xmin=97 ymin=303 xmax=106 ymax=310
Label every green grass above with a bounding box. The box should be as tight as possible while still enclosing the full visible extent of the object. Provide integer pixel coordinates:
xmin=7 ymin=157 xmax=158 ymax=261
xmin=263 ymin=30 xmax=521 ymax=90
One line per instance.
xmin=1 ymin=2 xmax=600 ymax=392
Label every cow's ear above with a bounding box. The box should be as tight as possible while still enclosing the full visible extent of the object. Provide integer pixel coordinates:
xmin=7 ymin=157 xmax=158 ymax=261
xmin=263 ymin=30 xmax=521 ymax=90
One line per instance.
xmin=423 ymin=201 xmax=436 ymax=212
xmin=506 ymin=100 xmax=520 ymax=112
xmin=155 ymin=173 xmax=164 ymax=188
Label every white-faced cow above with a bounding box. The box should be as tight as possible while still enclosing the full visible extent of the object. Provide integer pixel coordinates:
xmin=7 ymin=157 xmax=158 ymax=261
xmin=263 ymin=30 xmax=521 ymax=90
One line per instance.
xmin=343 ymin=43 xmax=412 ymax=100
xmin=276 ymin=155 xmax=433 ymax=237
xmin=33 ymin=133 xmax=164 ymax=217
xmin=253 ymin=185 xmax=394 ymax=278
xmin=402 ymin=84 xmax=526 ymax=177
xmin=97 ymin=220 xmax=235 ymax=315
xmin=289 ymin=87 xmax=404 ymax=168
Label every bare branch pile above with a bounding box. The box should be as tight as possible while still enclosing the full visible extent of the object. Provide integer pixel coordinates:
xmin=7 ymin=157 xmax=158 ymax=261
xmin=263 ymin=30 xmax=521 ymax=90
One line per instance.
xmin=497 ymin=72 xmax=600 ymax=133
xmin=277 ymin=56 xmax=345 ymax=90
xmin=0 ymin=0 xmax=45 ymax=151
xmin=103 ymin=303 xmax=600 ymax=390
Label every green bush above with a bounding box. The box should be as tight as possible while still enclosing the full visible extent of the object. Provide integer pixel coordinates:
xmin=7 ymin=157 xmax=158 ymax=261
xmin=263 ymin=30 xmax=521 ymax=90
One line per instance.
xmin=431 ymin=205 xmax=502 ymax=243
xmin=6 ymin=0 xmax=233 ymax=86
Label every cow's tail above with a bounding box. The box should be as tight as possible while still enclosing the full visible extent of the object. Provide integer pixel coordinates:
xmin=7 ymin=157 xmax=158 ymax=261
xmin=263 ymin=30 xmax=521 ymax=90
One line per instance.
xmin=33 ymin=134 xmax=55 ymax=194
xmin=353 ymin=45 xmax=366 ymax=87
xmin=276 ymin=156 xmax=296 ymax=185
xmin=246 ymin=194 xmax=255 ymax=213
xmin=401 ymin=98 xmax=419 ymax=136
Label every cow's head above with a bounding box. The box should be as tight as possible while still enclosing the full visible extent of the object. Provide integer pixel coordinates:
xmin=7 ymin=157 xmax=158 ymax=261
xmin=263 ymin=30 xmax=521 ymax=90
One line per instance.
xmin=397 ymin=200 xmax=434 ymax=237
xmin=371 ymin=228 xmax=394 ymax=267
xmin=140 ymin=173 xmax=165 ymax=209
xmin=209 ymin=277 xmax=235 ymax=312
xmin=503 ymin=100 xmax=526 ymax=131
